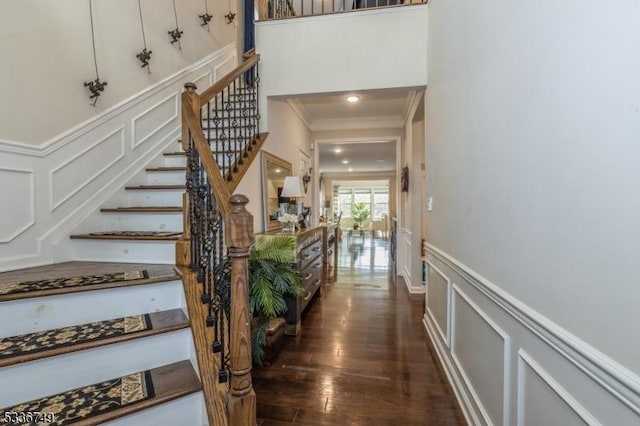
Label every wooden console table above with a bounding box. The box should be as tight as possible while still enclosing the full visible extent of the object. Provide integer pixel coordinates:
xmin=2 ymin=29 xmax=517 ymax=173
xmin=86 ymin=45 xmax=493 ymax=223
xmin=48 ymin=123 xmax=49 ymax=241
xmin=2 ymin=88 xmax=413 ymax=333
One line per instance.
xmin=255 ymin=226 xmax=324 ymax=335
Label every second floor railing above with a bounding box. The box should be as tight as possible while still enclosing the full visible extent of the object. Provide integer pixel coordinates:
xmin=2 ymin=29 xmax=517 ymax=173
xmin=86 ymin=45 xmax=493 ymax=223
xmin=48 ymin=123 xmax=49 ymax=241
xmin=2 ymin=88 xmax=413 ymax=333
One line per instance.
xmin=259 ymin=0 xmax=426 ymax=20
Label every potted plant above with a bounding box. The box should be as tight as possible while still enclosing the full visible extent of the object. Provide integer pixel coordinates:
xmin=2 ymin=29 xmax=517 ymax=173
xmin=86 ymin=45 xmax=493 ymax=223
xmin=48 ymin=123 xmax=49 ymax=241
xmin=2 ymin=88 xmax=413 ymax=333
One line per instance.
xmin=249 ymin=235 xmax=302 ymax=365
xmin=351 ymin=202 xmax=370 ymax=230
xmin=217 ymin=235 xmax=302 ymax=366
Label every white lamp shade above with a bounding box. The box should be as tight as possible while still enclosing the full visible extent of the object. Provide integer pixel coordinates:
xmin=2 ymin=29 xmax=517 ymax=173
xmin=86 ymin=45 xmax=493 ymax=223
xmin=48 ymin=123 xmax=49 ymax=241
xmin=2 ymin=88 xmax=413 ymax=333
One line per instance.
xmin=280 ymin=176 xmax=304 ymax=198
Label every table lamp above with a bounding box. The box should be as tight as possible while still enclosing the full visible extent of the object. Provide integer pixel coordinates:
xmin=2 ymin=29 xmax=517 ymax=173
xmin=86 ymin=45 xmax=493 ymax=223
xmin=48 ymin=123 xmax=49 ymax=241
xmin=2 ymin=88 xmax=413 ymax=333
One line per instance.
xmin=280 ymin=176 xmax=304 ymax=215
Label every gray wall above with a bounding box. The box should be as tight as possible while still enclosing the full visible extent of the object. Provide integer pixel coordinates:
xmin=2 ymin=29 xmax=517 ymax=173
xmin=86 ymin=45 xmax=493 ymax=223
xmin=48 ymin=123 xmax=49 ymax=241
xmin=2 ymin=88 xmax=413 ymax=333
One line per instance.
xmin=425 ymin=0 xmax=640 ymax=424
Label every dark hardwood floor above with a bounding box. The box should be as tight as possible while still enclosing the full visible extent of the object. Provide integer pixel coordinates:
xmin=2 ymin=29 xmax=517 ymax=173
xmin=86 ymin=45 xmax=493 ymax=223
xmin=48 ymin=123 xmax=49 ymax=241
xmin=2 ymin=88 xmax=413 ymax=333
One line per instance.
xmin=254 ymin=235 xmax=465 ymax=425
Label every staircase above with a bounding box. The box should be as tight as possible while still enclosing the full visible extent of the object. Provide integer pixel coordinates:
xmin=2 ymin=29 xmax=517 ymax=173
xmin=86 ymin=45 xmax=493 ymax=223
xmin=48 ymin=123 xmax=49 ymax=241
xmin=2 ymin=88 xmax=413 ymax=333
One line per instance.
xmin=0 ymin=55 xmax=264 ymax=425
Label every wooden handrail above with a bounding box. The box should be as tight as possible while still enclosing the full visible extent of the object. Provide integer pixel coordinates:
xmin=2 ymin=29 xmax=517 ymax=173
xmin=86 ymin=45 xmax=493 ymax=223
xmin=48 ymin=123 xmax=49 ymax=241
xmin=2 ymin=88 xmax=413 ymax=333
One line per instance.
xmin=182 ymin=89 xmax=232 ymax=214
xmin=179 ymin=56 xmax=262 ymax=426
xmin=199 ymin=54 xmax=260 ymax=105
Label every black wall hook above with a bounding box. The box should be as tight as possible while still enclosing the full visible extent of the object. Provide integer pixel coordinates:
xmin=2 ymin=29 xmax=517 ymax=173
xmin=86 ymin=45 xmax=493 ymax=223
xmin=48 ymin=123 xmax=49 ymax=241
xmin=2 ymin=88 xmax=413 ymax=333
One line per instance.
xmin=84 ymin=78 xmax=107 ymax=106
xmin=136 ymin=48 xmax=153 ymax=69
xmin=224 ymin=12 xmax=236 ymax=24
xmin=168 ymin=28 xmax=183 ymax=44
xmin=199 ymin=13 xmax=212 ymax=26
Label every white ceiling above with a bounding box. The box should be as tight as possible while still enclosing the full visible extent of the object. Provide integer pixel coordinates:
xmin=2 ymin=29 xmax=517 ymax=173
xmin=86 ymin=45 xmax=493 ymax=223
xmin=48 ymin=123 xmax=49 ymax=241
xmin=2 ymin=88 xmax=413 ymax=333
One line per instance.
xmin=284 ymin=88 xmax=420 ymax=173
xmin=318 ymin=140 xmax=396 ymax=173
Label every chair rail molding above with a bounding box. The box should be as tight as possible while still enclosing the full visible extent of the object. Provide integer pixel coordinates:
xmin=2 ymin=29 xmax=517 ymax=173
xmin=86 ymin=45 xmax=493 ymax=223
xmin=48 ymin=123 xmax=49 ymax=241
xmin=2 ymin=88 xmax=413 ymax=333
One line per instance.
xmin=0 ymin=43 xmax=236 ymax=157
xmin=424 ymin=242 xmax=640 ymax=425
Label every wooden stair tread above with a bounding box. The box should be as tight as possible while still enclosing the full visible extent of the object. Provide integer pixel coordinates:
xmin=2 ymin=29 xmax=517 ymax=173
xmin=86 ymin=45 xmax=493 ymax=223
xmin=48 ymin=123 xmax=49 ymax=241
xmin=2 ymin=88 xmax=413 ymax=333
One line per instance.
xmin=101 ymin=206 xmax=183 ymax=213
xmin=145 ymin=166 xmax=186 ymax=172
xmin=70 ymin=231 xmax=182 ymax=241
xmin=0 ymin=309 xmax=189 ymax=368
xmin=125 ymin=184 xmax=186 ymax=190
xmin=82 ymin=360 xmax=201 ymax=426
xmin=1 ymin=360 xmax=201 ymax=426
xmin=0 ymin=262 xmax=180 ymax=302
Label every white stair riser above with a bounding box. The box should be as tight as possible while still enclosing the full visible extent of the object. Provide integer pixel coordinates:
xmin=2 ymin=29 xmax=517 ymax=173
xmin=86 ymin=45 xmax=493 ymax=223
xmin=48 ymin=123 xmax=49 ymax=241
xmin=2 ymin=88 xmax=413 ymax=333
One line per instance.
xmin=146 ymin=171 xmax=186 ymax=185
xmin=71 ymin=239 xmax=176 ymax=264
xmin=0 ymin=280 xmax=185 ymax=337
xmin=101 ymin=212 xmax=183 ymax=232
xmin=163 ymin=156 xmax=186 ymax=167
xmin=103 ymin=392 xmax=206 ymax=426
xmin=127 ymin=189 xmax=184 ymax=206
xmin=0 ymin=330 xmax=192 ymax=407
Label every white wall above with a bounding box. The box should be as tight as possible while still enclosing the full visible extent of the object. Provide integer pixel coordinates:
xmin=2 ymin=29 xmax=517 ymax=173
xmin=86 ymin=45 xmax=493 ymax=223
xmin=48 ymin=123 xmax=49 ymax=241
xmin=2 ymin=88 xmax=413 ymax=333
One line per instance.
xmin=0 ymin=45 xmax=238 ymax=271
xmin=425 ymin=0 xmax=640 ymax=424
xmin=255 ymin=5 xmax=428 ymax=126
xmin=0 ymin=0 xmax=240 ymax=144
xmin=236 ymin=98 xmax=313 ymax=233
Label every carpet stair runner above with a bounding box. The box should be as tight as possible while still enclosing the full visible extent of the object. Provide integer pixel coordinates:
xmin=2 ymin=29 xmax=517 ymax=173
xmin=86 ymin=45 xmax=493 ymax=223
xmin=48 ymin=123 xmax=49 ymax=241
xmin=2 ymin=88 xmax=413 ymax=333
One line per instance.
xmin=100 ymin=207 xmax=183 ymax=213
xmin=0 ymin=262 xmax=179 ymax=302
xmin=0 ymin=308 xmax=188 ymax=367
xmin=0 ymin=262 xmax=201 ymax=425
xmin=0 ymin=361 xmax=200 ymax=426
xmin=70 ymin=231 xmax=182 ymax=241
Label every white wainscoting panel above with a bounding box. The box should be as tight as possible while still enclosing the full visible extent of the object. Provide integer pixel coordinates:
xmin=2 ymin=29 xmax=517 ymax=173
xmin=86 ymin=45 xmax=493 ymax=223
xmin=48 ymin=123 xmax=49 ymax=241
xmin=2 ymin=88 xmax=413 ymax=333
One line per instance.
xmin=423 ymin=243 xmax=640 ymax=426
xmin=132 ymin=93 xmax=179 ymax=149
xmin=213 ymin=55 xmax=236 ymax=81
xmin=50 ymin=127 xmax=125 ymax=210
xmin=451 ymin=284 xmax=510 ymax=426
xmin=0 ymin=43 xmax=237 ymax=271
xmin=517 ymin=350 xmax=600 ymax=426
xmin=0 ymin=168 xmax=35 ymax=242
xmin=194 ymin=71 xmax=213 ymax=92
xmin=425 ymin=259 xmax=450 ymax=347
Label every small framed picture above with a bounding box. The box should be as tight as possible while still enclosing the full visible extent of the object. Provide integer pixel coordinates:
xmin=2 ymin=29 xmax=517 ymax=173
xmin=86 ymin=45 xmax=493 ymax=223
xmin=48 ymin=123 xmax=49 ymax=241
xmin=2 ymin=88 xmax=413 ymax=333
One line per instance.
xmin=401 ymin=166 xmax=409 ymax=192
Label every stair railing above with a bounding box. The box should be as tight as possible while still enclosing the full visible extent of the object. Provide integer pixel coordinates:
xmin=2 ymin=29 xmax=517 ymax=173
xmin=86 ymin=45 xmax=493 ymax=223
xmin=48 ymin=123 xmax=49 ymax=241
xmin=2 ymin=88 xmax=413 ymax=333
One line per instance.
xmin=176 ymin=54 xmax=261 ymax=426
xmin=259 ymin=0 xmax=426 ymax=20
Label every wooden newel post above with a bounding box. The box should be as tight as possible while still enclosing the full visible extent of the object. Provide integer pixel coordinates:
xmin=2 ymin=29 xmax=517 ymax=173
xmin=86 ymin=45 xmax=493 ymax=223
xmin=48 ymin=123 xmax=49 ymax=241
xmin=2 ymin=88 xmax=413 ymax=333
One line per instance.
xmin=225 ymin=194 xmax=257 ymax=426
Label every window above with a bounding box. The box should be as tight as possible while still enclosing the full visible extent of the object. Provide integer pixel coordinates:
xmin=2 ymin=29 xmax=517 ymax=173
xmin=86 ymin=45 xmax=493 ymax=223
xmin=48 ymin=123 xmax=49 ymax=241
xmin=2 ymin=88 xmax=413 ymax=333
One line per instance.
xmin=333 ymin=186 xmax=389 ymax=220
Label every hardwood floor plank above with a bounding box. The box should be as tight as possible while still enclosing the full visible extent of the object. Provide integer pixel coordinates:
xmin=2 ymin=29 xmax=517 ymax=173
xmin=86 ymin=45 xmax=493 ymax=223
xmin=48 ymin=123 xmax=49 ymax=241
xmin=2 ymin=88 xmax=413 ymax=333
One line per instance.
xmin=254 ymin=236 xmax=464 ymax=425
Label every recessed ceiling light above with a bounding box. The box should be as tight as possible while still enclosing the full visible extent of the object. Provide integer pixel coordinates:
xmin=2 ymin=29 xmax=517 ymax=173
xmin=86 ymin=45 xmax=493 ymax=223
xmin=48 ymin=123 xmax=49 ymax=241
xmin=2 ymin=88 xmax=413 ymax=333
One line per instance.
xmin=334 ymin=148 xmax=342 ymax=153
xmin=348 ymin=168 xmax=353 ymax=172
xmin=275 ymin=168 xmax=281 ymax=173
xmin=342 ymin=160 xmax=349 ymax=164
xmin=346 ymin=95 xmax=360 ymax=103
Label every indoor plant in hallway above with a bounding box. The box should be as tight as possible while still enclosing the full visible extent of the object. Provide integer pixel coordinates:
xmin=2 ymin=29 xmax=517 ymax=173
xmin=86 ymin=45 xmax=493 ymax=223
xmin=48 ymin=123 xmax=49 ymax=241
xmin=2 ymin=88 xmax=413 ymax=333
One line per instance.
xmin=219 ymin=236 xmax=302 ymax=365
xmin=351 ymin=202 xmax=370 ymax=230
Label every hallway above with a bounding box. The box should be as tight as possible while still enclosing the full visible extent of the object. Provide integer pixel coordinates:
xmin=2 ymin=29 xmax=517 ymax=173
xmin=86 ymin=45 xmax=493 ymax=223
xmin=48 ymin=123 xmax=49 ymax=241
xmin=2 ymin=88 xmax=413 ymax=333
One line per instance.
xmin=254 ymin=236 xmax=465 ymax=425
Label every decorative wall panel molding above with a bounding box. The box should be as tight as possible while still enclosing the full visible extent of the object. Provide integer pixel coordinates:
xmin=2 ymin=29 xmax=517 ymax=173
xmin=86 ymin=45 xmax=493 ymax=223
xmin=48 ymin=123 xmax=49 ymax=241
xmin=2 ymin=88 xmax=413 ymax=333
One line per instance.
xmin=50 ymin=127 xmax=125 ymax=211
xmin=0 ymin=168 xmax=35 ymax=243
xmin=517 ymin=350 xmax=600 ymax=426
xmin=451 ymin=284 xmax=510 ymax=425
xmin=193 ymin=71 xmax=213 ymax=91
xmin=132 ymin=93 xmax=179 ymax=149
xmin=213 ymin=55 xmax=236 ymax=81
xmin=424 ymin=243 xmax=640 ymax=425
xmin=425 ymin=259 xmax=450 ymax=346
xmin=0 ymin=44 xmax=237 ymax=271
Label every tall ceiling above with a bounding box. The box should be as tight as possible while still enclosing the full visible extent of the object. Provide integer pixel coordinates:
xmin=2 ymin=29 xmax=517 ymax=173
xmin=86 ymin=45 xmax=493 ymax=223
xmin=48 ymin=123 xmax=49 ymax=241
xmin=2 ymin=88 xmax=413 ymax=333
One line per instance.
xmin=284 ymin=88 xmax=420 ymax=174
